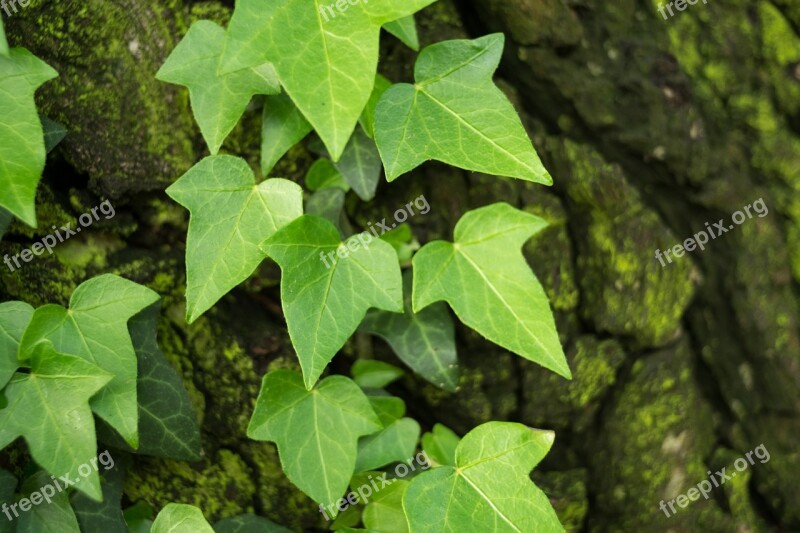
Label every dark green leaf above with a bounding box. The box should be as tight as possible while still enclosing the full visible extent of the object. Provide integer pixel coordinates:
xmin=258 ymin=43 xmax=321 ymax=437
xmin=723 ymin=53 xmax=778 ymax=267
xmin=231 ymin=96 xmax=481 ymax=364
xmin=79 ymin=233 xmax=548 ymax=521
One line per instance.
xmin=261 ymin=93 xmax=313 ymax=175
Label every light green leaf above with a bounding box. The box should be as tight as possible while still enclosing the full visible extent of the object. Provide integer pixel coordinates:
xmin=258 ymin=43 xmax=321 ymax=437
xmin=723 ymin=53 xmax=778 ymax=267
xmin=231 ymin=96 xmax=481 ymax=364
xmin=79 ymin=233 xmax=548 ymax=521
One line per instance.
xmin=375 ymin=34 xmax=551 ymax=184
xmin=16 ymin=471 xmax=81 ymax=533
xmin=97 ymin=303 xmax=201 ymax=461
xmin=412 ymin=203 xmax=570 ymax=378
xmin=403 ymin=422 xmax=563 ymax=532
xmin=0 ymin=301 xmax=33 ymax=389
xmin=384 ymin=16 xmax=420 ymax=50
xmin=361 ymin=271 xmax=459 ymax=391
xmin=368 ymin=394 xmax=406 ymax=427
xmin=70 ymin=460 xmax=127 ymax=533
xmin=361 ymin=478 xmax=410 ymax=533
xmin=421 ymin=424 xmax=460 ymax=467
xmin=356 ymin=417 xmax=420 ymax=473
xmin=152 ymin=503 xmax=214 ymax=533
xmin=18 ymin=274 xmax=161 ymax=448
xmin=261 ymin=93 xmax=313 ymax=175
xmin=214 ymin=513 xmax=293 ymax=533
xmin=331 ymin=505 xmax=361 ymax=531
xmin=167 ymin=155 xmax=303 ymax=323
xmin=360 ymin=74 xmax=392 ymax=138
xmin=41 ymin=115 xmax=68 ymax=154
xmin=0 ymin=341 xmax=112 ymax=501
xmin=262 ymin=215 xmax=403 ymax=389
xmin=306 ymin=188 xmax=347 ymax=237
xmin=0 ymin=17 xmax=8 ymax=57
xmin=0 ymin=48 xmax=58 ymax=226
xmin=352 ymin=360 xmax=404 ymax=389
xmin=222 ymin=0 xmax=437 ymax=159
xmin=157 ymin=20 xmax=280 ymax=155
xmin=335 ymin=126 xmax=382 ymax=201
xmin=247 ymin=370 xmax=382 ymax=508
xmin=306 ymin=159 xmax=349 ymax=192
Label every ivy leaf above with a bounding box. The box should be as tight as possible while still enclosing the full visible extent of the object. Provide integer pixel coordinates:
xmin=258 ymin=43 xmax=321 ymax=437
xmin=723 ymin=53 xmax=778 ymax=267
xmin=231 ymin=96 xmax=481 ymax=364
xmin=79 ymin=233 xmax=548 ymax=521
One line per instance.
xmin=335 ymin=126 xmax=382 ymax=201
xmin=157 ymin=21 xmax=280 ymax=155
xmin=307 ymin=188 xmax=347 ymax=237
xmin=18 ymin=274 xmax=161 ymax=448
xmin=403 ymin=422 xmax=563 ymax=532
xmin=355 ymin=417 xmax=420 ymax=473
xmin=261 ymin=93 xmax=313 ymax=175
xmin=16 ymin=471 xmax=81 ymax=533
xmin=152 ymin=503 xmax=214 ymax=533
xmin=262 ymin=215 xmax=403 ymax=389
xmin=41 ymin=115 xmax=68 ymax=154
xmin=97 ymin=303 xmax=201 ymax=461
xmin=306 ymin=159 xmax=349 ymax=193
xmin=167 ymin=155 xmax=303 ymax=323
xmin=413 ymin=203 xmax=571 ymax=379
xmin=0 ymin=341 xmax=113 ymax=501
xmin=352 ymin=360 xmax=404 ymax=389
xmin=421 ymin=424 xmax=460 ymax=467
xmin=360 ymin=477 xmax=410 ymax=533
xmin=360 ymin=74 xmax=392 ymax=138
xmin=374 ymin=34 xmax=551 ymax=184
xmin=0 ymin=48 xmax=58 ymax=226
xmin=0 ymin=17 xmax=8 ymax=57
xmin=0 ymin=301 xmax=33 ymax=389
xmin=384 ymin=16 xmax=420 ymax=51
xmin=70 ymin=461 xmax=127 ymax=533
xmin=247 ymin=370 xmax=382 ymax=508
xmin=0 ymin=469 xmax=16 ymax=533
xmin=123 ymin=501 xmax=154 ymax=533
xmin=222 ymin=0 xmax=437 ymax=159
xmin=368 ymin=394 xmax=406 ymax=427
xmin=214 ymin=513 xmax=293 ymax=533
xmin=361 ymin=271 xmax=459 ymax=391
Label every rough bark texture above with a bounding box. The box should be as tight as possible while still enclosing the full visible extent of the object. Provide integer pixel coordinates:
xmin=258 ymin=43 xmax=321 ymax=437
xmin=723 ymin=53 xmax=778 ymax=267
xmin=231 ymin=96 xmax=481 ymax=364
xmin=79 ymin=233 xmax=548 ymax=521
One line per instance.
xmin=2 ymin=0 xmax=799 ymax=531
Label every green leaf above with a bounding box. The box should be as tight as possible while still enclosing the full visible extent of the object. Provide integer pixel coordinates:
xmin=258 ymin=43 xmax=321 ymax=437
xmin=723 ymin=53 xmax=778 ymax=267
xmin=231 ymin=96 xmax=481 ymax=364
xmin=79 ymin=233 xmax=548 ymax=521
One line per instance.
xmin=306 ymin=159 xmax=349 ymax=192
xmin=157 ymin=20 xmax=280 ymax=155
xmin=262 ymin=215 xmax=403 ymax=389
xmin=97 ymin=303 xmax=201 ymax=461
xmin=384 ymin=16 xmax=420 ymax=51
xmin=335 ymin=126 xmax=382 ymax=201
xmin=421 ymin=424 xmax=460 ymax=467
xmin=261 ymin=93 xmax=313 ymax=175
xmin=247 ymin=370 xmax=382 ymax=508
xmin=379 ymin=224 xmax=419 ymax=264
xmin=374 ymin=34 xmax=551 ymax=184
xmin=41 ymin=115 xmax=67 ymax=154
xmin=222 ymin=0 xmax=437 ymax=159
xmin=352 ymin=360 xmax=404 ymax=389
xmin=18 ymin=274 xmax=161 ymax=448
xmin=356 ymin=417 xmax=420 ymax=473
xmin=16 ymin=471 xmax=81 ymax=533
xmin=0 ymin=48 xmax=58 ymax=226
xmin=403 ymin=422 xmax=563 ymax=532
xmin=70 ymin=460 xmax=127 ymax=533
xmin=360 ymin=74 xmax=392 ymax=138
xmin=0 ymin=301 xmax=34 ymax=389
xmin=361 ymin=478 xmax=410 ymax=533
xmin=412 ymin=203 xmax=570 ymax=379
xmin=0 ymin=341 xmax=112 ymax=501
xmin=368 ymin=394 xmax=406 ymax=427
xmin=361 ymin=271 xmax=459 ymax=391
xmin=123 ymin=501 xmax=154 ymax=533
xmin=167 ymin=155 xmax=303 ymax=323
xmin=0 ymin=468 xmax=16 ymax=533
xmin=306 ymin=188 xmax=347 ymax=237
xmin=152 ymin=503 xmax=214 ymax=533
xmin=331 ymin=505 xmax=361 ymax=531
xmin=0 ymin=17 xmax=8 ymax=57
xmin=214 ymin=513 xmax=293 ymax=533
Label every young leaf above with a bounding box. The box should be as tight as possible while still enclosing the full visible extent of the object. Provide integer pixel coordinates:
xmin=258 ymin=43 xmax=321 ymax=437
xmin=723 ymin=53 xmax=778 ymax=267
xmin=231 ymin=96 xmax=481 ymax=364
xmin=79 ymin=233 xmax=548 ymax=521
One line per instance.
xmin=384 ymin=16 xmax=420 ymax=51
xmin=16 ymin=471 xmax=81 ymax=533
xmin=0 ymin=48 xmax=58 ymax=226
xmin=335 ymin=126 xmax=382 ymax=201
xmin=355 ymin=417 xmax=420 ymax=473
xmin=214 ymin=513 xmax=293 ymax=533
xmin=156 ymin=20 xmax=280 ymax=155
xmin=352 ymin=360 xmax=404 ymax=389
xmin=360 ymin=477 xmax=410 ymax=533
xmin=0 ymin=301 xmax=33 ymax=389
xmin=18 ymin=274 xmax=161 ymax=448
xmin=0 ymin=17 xmax=8 ymax=57
xmin=70 ymin=460 xmax=127 ymax=533
xmin=412 ymin=203 xmax=571 ymax=379
xmin=247 ymin=370 xmax=382 ymax=509
xmin=262 ymin=215 xmax=403 ymax=389
xmin=151 ymin=503 xmax=214 ymax=533
xmin=361 ymin=271 xmax=459 ymax=391
xmin=0 ymin=342 xmax=113 ymax=501
xmin=261 ymin=93 xmax=313 ymax=175
xmin=221 ymin=0 xmax=437 ymax=159
xmin=374 ymin=34 xmax=551 ymax=184
xmin=360 ymin=74 xmax=392 ymax=139
xmin=421 ymin=424 xmax=460 ymax=467
xmin=166 ymin=155 xmax=303 ymax=323
xmin=368 ymin=394 xmax=406 ymax=427
xmin=403 ymin=422 xmax=563 ymax=532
